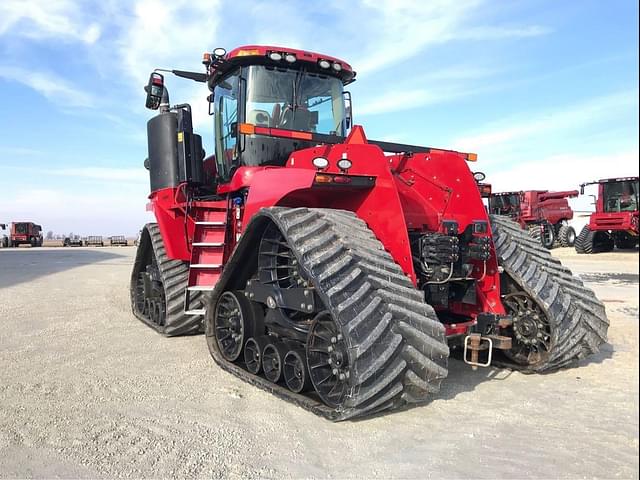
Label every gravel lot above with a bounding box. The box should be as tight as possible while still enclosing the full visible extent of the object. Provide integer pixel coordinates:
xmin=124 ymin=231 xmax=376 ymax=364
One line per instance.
xmin=0 ymin=246 xmax=638 ymax=479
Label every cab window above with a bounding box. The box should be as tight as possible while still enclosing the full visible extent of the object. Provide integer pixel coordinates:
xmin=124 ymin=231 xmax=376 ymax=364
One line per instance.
xmin=213 ymin=70 xmax=240 ymax=181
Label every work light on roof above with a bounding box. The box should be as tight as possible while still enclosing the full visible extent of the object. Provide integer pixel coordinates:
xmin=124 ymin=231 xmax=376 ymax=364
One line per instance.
xmin=318 ymin=59 xmax=331 ymax=69
xmin=284 ymin=53 xmax=297 ymax=63
xmin=213 ymin=47 xmax=227 ymax=57
xmin=332 ymin=62 xmax=342 ymax=72
xmin=268 ymin=52 xmax=283 ymax=61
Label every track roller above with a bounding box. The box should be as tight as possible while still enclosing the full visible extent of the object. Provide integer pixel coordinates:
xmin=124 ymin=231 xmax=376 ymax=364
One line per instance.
xmin=244 ymin=336 xmax=270 ymax=374
xmin=283 ymin=349 xmax=310 ymax=393
xmin=262 ymin=342 xmax=288 ymax=383
xmin=213 ymin=291 xmax=258 ymax=362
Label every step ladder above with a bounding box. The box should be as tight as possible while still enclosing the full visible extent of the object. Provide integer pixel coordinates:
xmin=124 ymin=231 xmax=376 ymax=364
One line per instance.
xmin=184 ymin=208 xmax=227 ymax=315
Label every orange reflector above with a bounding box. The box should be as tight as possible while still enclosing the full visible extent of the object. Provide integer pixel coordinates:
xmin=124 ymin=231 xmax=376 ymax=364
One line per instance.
xmin=314 ymin=174 xmax=333 ymax=184
xmin=202 ymin=52 xmax=211 ymax=63
xmin=466 ymin=153 xmax=478 ymax=162
xmin=236 ymin=49 xmax=261 ymax=57
xmin=239 ymin=123 xmax=255 ymax=135
xmin=288 ymin=130 xmax=313 ymax=140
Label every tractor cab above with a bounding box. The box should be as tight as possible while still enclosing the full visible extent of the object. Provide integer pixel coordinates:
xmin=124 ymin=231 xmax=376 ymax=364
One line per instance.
xmin=488 ymin=192 xmax=521 ymax=217
xmin=601 ymin=178 xmax=639 ymax=213
xmin=144 ymin=45 xmax=354 ymax=188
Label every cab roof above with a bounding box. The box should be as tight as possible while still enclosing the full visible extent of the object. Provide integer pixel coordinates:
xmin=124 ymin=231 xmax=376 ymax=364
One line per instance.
xmin=207 ymin=44 xmax=356 ymax=86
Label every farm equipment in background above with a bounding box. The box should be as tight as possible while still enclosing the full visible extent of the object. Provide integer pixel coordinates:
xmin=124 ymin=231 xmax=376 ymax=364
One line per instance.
xmin=0 ymin=223 xmax=8 ymax=248
xmin=85 ymin=236 xmax=105 ymax=247
xmin=575 ymin=177 xmax=639 ymax=253
xmin=110 ymin=235 xmax=128 ymax=246
xmin=9 ymin=222 xmax=43 ymax=247
xmin=131 ymin=45 xmax=609 ymax=420
xmin=63 ymin=235 xmax=83 ymax=247
xmin=488 ymin=190 xmax=579 ymax=249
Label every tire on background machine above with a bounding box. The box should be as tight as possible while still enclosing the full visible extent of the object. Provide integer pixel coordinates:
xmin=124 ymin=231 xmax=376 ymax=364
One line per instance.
xmin=557 ymin=224 xmax=576 ymax=247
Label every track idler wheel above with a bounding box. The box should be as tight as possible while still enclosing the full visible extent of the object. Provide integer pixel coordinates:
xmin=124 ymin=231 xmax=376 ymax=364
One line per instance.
xmin=284 ymin=349 xmax=311 ymax=393
xmin=262 ymin=342 xmax=288 ymax=383
xmin=214 ymin=291 xmax=257 ymax=362
xmin=306 ymin=312 xmax=349 ymax=408
xmin=244 ymin=336 xmax=270 ymax=374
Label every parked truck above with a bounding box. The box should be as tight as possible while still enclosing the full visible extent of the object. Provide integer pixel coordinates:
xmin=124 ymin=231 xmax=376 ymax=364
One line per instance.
xmin=9 ymin=222 xmax=43 ymax=247
xmin=575 ymin=177 xmax=639 ymax=253
xmin=131 ymin=45 xmax=609 ymax=420
xmin=488 ymin=190 xmax=579 ymax=249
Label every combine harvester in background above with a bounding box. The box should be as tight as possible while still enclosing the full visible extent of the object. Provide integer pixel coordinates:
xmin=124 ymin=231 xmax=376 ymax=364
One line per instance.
xmin=488 ymin=190 xmax=578 ymax=249
xmin=576 ymin=177 xmax=639 ymax=253
xmin=8 ymin=222 xmax=43 ymax=248
xmin=130 ymin=44 xmax=609 ymax=420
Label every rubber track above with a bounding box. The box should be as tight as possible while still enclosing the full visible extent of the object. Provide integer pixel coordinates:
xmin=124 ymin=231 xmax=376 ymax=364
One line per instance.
xmin=206 ymin=207 xmax=449 ymax=420
xmin=490 ymin=215 xmax=609 ymax=372
xmin=574 ymin=225 xmax=594 ymax=254
xmin=130 ymin=223 xmax=204 ymax=336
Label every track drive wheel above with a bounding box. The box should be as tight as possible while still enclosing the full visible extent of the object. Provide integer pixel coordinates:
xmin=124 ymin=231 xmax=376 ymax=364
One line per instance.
xmin=491 ymin=215 xmax=609 ymax=372
xmin=130 ymin=223 xmax=205 ymax=336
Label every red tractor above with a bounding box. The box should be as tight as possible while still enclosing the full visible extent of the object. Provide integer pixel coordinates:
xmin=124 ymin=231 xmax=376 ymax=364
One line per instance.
xmin=9 ymin=222 xmax=43 ymax=247
xmin=575 ymin=177 xmax=639 ymax=253
xmin=131 ymin=45 xmax=609 ymax=420
xmin=488 ymin=190 xmax=578 ymax=249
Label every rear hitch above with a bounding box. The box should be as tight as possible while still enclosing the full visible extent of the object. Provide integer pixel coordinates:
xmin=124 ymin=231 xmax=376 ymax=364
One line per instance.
xmin=463 ymin=333 xmax=512 ymax=369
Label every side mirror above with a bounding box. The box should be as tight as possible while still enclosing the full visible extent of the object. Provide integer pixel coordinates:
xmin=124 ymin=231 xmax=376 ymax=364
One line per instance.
xmin=230 ymin=121 xmax=237 ymax=138
xmin=343 ymin=91 xmax=352 ymax=131
xmin=145 ymin=72 xmax=165 ymax=110
xmin=580 ymin=185 xmax=585 ymax=195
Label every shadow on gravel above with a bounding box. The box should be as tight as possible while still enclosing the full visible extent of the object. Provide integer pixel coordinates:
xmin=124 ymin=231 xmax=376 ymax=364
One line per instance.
xmin=0 ymin=248 xmax=129 ymax=289
xmin=355 ymin=344 xmax=615 ymax=422
xmin=578 ymin=272 xmax=639 ymax=285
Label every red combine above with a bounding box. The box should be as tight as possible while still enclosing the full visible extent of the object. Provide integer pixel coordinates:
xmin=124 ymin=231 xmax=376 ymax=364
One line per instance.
xmin=131 ymin=45 xmax=609 ymax=420
xmin=575 ymin=177 xmax=639 ymax=253
xmin=488 ymin=190 xmax=578 ymax=249
xmin=9 ymin=222 xmax=43 ymax=247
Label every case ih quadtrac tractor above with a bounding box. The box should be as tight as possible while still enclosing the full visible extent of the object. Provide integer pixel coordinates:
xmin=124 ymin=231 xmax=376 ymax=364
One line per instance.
xmin=575 ymin=177 xmax=639 ymax=253
xmin=9 ymin=222 xmax=43 ymax=247
xmin=132 ymin=45 xmax=609 ymax=420
xmin=488 ymin=190 xmax=578 ymax=249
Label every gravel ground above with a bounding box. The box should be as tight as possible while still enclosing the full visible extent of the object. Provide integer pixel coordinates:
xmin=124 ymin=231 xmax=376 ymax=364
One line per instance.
xmin=0 ymin=246 xmax=638 ymax=479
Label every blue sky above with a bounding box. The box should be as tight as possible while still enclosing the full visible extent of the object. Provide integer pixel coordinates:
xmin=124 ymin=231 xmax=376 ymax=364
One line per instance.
xmin=0 ymin=0 xmax=638 ymax=235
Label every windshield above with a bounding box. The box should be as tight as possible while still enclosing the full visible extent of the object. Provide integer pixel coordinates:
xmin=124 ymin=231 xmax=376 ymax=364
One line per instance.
xmin=603 ymin=179 xmax=639 ymax=213
xmin=15 ymin=223 xmax=28 ymax=234
xmin=489 ymin=194 xmax=521 ymax=215
xmin=245 ymin=66 xmax=346 ymax=136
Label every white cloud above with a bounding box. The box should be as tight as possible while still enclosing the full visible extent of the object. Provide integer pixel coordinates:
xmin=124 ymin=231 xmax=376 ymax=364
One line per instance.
xmin=452 ymin=89 xmax=639 ymax=152
xmin=0 ymin=65 xmax=94 ymax=107
xmin=485 ymin=149 xmax=639 ymax=211
xmin=0 ymin=186 xmax=152 ymax=236
xmin=46 ymin=167 xmax=148 ymax=183
xmin=0 ymin=0 xmax=101 ymax=44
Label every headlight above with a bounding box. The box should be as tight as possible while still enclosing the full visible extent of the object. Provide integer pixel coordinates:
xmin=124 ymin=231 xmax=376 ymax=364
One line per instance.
xmin=473 ymin=171 xmax=486 ymax=182
xmin=337 ymin=158 xmax=352 ymax=170
xmin=318 ymin=59 xmax=331 ymax=69
xmin=268 ymin=52 xmax=283 ymax=61
xmin=312 ymin=157 xmax=329 ymax=169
